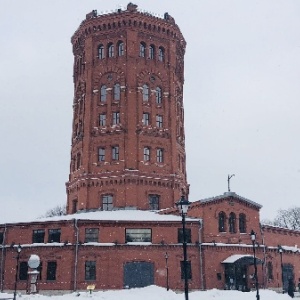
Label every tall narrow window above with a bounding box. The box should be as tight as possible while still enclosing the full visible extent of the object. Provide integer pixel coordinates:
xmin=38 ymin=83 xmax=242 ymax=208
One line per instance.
xmin=158 ymin=47 xmax=165 ymax=62
xmin=139 ymin=42 xmax=146 ymax=57
xmin=100 ymin=85 xmax=107 ymax=102
xmin=156 ymin=87 xmax=162 ymax=104
xmin=114 ymin=83 xmax=121 ymax=101
xmin=102 ymin=195 xmax=113 ymax=211
xmin=72 ymin=199 xmax=78 ymax=213
xmin=112 ymin=146 xmax=119 ymax=160
xmin=118 ymin=41 xmax=124 ymax=56
xmin=46 ymin=261 xmax=57 ymax=281
xmin=99 ymin=113 xmax=106 ymax=126
xmin=0 ymin=232 xmax=3 ymax=244
xmin=142 ymin=84 xmax=149 ymax=101
xmin=149 ymin=45 xmax=155 ymax=59
xmin=156 ymin=115 xmax=163 ymax=128
xmin=142 ymin=113 xmax=150 ymax=126
xmin=85 ymin=261 xmax=96 ymax=281
xmin=143 ymin=147 xmax=150 ymax=161
xmin=149 ymin=194 xmax=160 ymax=210
xmin=76 ymin=152 xmax=81 ymax=170
xmin=112 ymin=112 xmax=120 ymax=125
xmin=239 ymin=213 xmax=246 ymax=233
xmin=19 ymin=262 xmax=28 ymax=281
xmin=98 ymin=148 xmax=105 ymax=162
xmin=229 ymin=212 xmax=236 ymax=233
xmin=108 ymin=43 xmax=114 ymax=57
xmin=180 ymin=261 xmax=192 ymax=280
xmin=156 ymin=148 xmax=163 ymax=163
xmin=267 ymin=261 xmax=274 ymax=280
xmin=98 ymin=44 xmax=105 ymax=59
xmin=218 ymin=211 xmax=226 ymax=232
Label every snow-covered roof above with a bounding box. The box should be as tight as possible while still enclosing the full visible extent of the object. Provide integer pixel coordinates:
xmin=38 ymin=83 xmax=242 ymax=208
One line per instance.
xmin=196 ymin=192 xmax=262 ymax=209
xmin=3 ymin=210 xmax=201 ymax=225
xmin=222 ymin=254 xmax=263 ymax=264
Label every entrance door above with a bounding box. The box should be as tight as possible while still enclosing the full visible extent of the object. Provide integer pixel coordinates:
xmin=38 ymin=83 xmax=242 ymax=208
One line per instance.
xmin=282 ymin=264 xmax=294 ymax=292
xmin=225 ymin=264 xmax=248 ymax=291
xmin=124 ymin=262 xmax=154 ymax=288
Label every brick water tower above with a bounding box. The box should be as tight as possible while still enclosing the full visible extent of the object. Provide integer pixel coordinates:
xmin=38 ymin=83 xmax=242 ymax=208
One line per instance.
xmin=66 ymin=3 xmax=188 ymax=214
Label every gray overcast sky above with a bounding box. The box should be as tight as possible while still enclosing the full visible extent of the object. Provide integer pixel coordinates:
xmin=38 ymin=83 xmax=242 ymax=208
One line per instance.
xmin=1 ymin=1 xmax=300 ymax=223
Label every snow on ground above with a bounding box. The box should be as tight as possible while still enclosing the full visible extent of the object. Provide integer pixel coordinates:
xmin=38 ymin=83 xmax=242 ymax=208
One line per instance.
xmin=0 ymin=286 xmax=294 ymax=300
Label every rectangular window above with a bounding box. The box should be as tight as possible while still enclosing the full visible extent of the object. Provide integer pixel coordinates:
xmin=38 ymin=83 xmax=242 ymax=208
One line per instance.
xmin=72 ymin=199 xmax=78 ymax=214
xmin=19 ymin=262 xmax=28 ymax=281
xmin=177 ymin=228 xmax=192 ymax=243
xmin=99 ymin=114 xmax=106 ymax=126
xmin=125 ymin=229 xmax=151 ymax=243
xmin=142 ymin=113 xmax=150 ymax=125
xmin=112 ymin=146 xmax=119 ymax=160
xmin=98 ymin=147 xmax=105 ymax=162
xmin=0 ymin=232 xmax=3 ymax=244
xmin=85 ymin=228 xmax=99 ymax=243
xmin=156 ymin=115 xmax=163 ymax=128
xmin=112 ymin=112 xmax=120 ymax=125
xmin=32 ymin=229 xmax=45 ymax=243
xmin=143 ymin=147 xmax=150 ymax=161
xmin=180 ymin=261 xmax=192 ymax=280
xmin=46 ymin=261 xmax=57 ymax=281
xmin=149 ymin=194 xmax=160 ymax=210
xmin=85 ymin=261 xmax=96 ymax=281
xmin=102 ymin=195 xmax=113 ymax=211
xmin=48 ymin=229 xmax=61 ymax=243
xmin=156 ymin=148 xmax=163 ymax=163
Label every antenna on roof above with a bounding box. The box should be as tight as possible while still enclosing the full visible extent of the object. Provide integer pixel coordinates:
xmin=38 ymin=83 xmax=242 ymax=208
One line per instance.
xmin=227 ymin=174 xmax=235 ymax=192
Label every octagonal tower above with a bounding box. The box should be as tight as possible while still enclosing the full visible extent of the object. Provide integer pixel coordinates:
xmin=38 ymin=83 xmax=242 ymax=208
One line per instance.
xmin=66 ymin=3 xmax=188 ymax=214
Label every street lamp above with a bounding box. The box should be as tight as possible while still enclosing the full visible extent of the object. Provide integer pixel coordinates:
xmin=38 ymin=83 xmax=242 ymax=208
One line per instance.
xmin=13 ymin=244 xmax=22 ymax=300
xmin=278 ymin=245 xmax=284 ymax=293
xmin=250 ymin=230 xmax=260 ymax=300
xmin=165 ymin=252 xmax=169 ymax=291
xmin=176 ymin=195 xmax=191 ymax=300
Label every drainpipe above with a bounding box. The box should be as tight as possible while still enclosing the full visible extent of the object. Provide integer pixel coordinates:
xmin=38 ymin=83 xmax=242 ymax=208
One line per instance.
xmin=0 ymin=224 xmax=7 ymax=292
xmin=198 ymin=219 xmax=204 ymax=290
xmin=260 ymin=223 xmax=267 ymax=289
xmin=73 ymin=219 xmax=79 ymax=291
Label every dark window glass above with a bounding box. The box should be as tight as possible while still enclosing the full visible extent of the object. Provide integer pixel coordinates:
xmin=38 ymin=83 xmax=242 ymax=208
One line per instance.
xmin=100 ymin=85 xmax=107 ymax=102
xmin=46 ymin=261 xmax=57 ymax=281
xmin=98 ymin=45 xmax=105 ymax=59
xmin=229 ymin=212 xmax=236 ymax=233
xmin=48 ymin=229 xmax=61 ymax=243
xmin=142 ymin=85 xmax=149 ymax=101
xmin=108 ymin=43 xmax=114 ymax=57
xmin=118 ymin=42 xmax=124 ymax=56
xmin=267 ymin=261 xmax=274 ymax=280
xmin=85 ymin=228 xmax=99 ymax=243
xmin=239 ymin=213 xmax=246 ymax=233
xmin=156 ymin=87 xmax=162 ymax=104
xmin=143 ymin=147 xmax=150 ymax=161
xmin=125 ymin=229 xmax=151 ymax=243
xmin=178 ymin=228 xmax=192 ymax=243
xmin=114 ymin=84 xmax=121 ymax=101
xmin=149 ymin=45 xmax=155 ymax=59
xmin=180 ymin=261 xmax=192 ymax=280
xmin=149 ymin=194 xmax=160 ymax=210
xmin=158 ymin=47 xmax=164 ymax=62
xmin=218 ymin=212 xmax=226 ymax=232
xmin=102 ymin=195 xmax=113 ymax=211
xmin=32 ymin=230 xmax=45 ymax=243
xmin=112 ymin=146 xmax=119 ymax=160
xmin=19 ymin=262 xmax=28 ymax=281
xmin=72 ymin=199 xmax=78 ymax=213
xmin=0 ymin=232 xmax=3 ymax=244
xmin=85 ymin=261 xmax=96 ymax=281
xmin=139 ymin=42 xmax=146 ymax=57
xmin=98 ymin=148 xmax=105 ymax=162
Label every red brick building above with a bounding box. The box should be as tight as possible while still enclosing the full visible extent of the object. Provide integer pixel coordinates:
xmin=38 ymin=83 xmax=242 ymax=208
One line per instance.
xmin=1 ymin=3 xmax=300 ymax=294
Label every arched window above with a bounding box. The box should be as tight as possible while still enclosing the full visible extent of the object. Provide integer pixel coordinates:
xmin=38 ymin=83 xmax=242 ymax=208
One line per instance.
xmin=114 ymin=83 xmax=121 ymax=101
xmin=267 ymin=261 xmax=274 ymax=280
xmin=142 ymin=84 xmax=149 ymax=101
xmin=118 ymin=41 xmax=124 ymax=56
xmin=158 ymin=47 xmax=164 ymax=61
xmin=229 ymin=212 xmax=236 ymax=233
xmin=139 ymin=42 xmax=146 ymax=57
xmin=156 ymin=87 xmax=162 ymax=104
xmin=239 ymin=213 xmax=246 ymax=233
xmin=98 ymin=44 xmax=105 ymax=59
xmin=218 ymin=211 xmax=226 ymax=232
xmin=108 ymin=43 xmax=114 ymax=57
xmin=143 ymin=147 xmax=150 ymax=161
xmin=100 ymin=85 xmax=107 ymax=102
xmin=149 ymin=45 xmax=155 ymax=59
xmin=102 ymin=195 xmax=113 ymax=211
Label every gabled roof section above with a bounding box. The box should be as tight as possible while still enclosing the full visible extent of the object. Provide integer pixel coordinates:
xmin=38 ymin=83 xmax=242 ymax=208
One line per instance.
xmin=193 ymin=192 xmax=262 ymax=209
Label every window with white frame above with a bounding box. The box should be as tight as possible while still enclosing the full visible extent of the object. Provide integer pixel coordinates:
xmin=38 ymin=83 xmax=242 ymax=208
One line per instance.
xmin=100 ymin=85 xmax=107 ymax=102
xmin=158 ymin=47 xmax=164 ymax=62
xmin=108 ymin=43 xmax=114 ymax=57
xmin=156 ymin=148 xmax=163 ymax=163
xmin=112 ymin=112 xmax=120 ymax=125
xmin=156 ymin=87 xmax=162 ymax=104
xmin=143 ymin=147 xmax=150 ymax=161
xmin=99 ymin=113 xmax=106 ymax=126
xmin=98 ymin=147 xmax=105 ymax=162
xmin=98 ymin=44 xmax=105 ymax=59
xmin=112 ymin=146 xmax=119 ymax=160
xmin=125 ymin=229 xmax=151 ymax=243
xmin=139 ymin=42 xmax=146 ymax=57
xmin=142 ymin=113 xmax=150 ymax=126
xmin=156 ymin=115 xmax=163 ymax=128
xmin=142 ymin=84 xmax=149 ymax=101
xmin=149 ymin=45 xmax=155 ymax=59
xmin=118 ymin=41 xmax=124 ymax=56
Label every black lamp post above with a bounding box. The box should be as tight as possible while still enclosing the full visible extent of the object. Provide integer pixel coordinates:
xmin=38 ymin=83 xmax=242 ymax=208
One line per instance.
xmin=13 ymin=244 xmax=22 ymax=300
xmin=176 ymin=195 xmax=191 ymax=300
xmin=250 ymin=230 xmax=260 ymax=300
xmin=165 ymin=252 xmax=169 ymax=291
xmin=278 ymin=245 xmax=284 ymax=293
